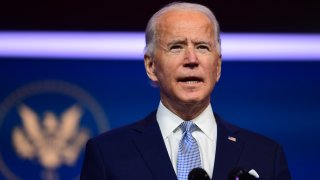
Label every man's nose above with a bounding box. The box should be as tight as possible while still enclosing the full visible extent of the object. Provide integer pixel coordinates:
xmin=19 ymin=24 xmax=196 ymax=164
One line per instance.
xmin=183 ymin=47 xmax=199 ymax=68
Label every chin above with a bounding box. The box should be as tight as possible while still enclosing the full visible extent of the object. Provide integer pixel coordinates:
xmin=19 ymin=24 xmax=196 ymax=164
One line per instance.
xmin=179 ymin=96 xmax=207 ymax=105
xmin=182 ymin=91 xmax=207 ymax=100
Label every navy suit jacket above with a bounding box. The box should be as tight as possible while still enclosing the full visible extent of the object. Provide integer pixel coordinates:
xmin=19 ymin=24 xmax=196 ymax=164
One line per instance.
xmin=80 ymin=111 xmax=291 ymax=180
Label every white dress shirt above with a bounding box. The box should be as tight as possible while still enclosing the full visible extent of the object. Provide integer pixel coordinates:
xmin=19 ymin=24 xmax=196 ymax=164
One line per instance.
xmin=156 ymin=101 xmax=217 ymax=178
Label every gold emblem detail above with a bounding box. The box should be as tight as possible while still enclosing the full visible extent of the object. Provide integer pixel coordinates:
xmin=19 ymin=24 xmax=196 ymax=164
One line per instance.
xmin=12 ymin=104 xmax=89 ymax=170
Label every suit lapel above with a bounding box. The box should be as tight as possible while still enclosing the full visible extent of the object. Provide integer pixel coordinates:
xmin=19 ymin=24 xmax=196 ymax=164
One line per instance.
xmin=212 ymin=114 xmax=245 ymax=180
xmin=131 ymin=112 xmax=177 ymax=180
xmin=130 ymin=112 xmax=245 ymax=179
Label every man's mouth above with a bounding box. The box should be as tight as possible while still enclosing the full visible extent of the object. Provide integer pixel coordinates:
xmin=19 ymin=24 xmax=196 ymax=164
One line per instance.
xmin=177 ymin=76 xmax=203 ymax=84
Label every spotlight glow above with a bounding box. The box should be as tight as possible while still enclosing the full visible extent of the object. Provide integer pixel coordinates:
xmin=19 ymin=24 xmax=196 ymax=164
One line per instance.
xmin=0 ymin=32 xmax=319 ymax=61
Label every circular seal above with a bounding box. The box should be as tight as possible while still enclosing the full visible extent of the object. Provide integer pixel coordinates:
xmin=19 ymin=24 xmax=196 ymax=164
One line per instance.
xmin=0 ymin=80 xmax=109 ymax=180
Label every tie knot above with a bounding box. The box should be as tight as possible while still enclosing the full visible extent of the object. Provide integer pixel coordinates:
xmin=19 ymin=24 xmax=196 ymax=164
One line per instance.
xmin=180 ymin=121 xmax=197 ymax=134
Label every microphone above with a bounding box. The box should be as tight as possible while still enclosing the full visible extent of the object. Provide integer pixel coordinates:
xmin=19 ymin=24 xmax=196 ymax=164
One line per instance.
xmin=188 ymin=167 xmax=210 ymax=180
xmin=229 ymin=168 xmax=258 ymax=180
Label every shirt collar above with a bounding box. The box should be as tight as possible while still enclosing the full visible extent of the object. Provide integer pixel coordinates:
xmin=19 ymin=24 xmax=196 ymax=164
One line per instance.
xmin=156 ymin=101 xmax=216 ymax=141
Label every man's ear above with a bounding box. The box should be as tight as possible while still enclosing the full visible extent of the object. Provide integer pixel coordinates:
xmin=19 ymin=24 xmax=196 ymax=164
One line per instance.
xmin=216 ymin=57 xmax=222 ymax=82
xmin=144 ymin=54 xmax=158 ymax=82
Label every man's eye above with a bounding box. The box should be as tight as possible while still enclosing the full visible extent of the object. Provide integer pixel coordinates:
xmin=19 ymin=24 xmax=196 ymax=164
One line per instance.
xmin=169 ymin=45 xmax=183 ymax=53
xmin=170 ymin=45 xmax=183 ymax=50
xmin=197 ymin=45 xmax=210 ymax=51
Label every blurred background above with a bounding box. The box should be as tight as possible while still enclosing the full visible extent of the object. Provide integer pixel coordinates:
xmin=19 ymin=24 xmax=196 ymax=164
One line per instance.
xmin=0 ymin=0 xmax=319 ymax=179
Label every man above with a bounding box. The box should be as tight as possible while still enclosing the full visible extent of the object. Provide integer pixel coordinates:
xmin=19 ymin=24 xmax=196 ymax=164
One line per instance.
xmin=80 ymin=2 xmax=291 ymax=180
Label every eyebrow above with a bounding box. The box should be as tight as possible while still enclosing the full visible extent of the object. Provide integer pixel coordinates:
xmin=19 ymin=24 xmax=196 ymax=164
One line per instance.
xmin=167 ymin=39 xmax=188 ymax=46
xmin=193 ymin=40 xmax=213 ymax=46
xmin=167 ymin=39 xmax=213 ymax=46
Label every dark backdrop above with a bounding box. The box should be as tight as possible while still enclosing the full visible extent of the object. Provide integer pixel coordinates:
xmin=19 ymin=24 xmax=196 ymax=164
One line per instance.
xmin=0 ymin=0 xmax=319 ymax=32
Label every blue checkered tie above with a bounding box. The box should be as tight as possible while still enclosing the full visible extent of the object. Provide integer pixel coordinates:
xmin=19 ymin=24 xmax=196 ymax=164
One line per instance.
xmin=177 ymin=121 xmax=201 ymax=180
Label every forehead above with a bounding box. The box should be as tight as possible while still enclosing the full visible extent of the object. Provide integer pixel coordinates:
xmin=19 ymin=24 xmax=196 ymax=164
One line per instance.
xmin=156 ymin=10 xmax=214 ymax=40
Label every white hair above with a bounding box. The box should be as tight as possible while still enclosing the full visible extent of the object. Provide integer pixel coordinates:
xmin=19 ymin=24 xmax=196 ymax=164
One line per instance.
xmin=144 ymin=2 xmax=221 ymax=57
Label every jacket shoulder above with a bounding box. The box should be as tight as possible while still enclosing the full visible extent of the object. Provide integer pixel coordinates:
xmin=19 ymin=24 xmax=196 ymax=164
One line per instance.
xmin=89 ymin=111 xmax=157 ymax=147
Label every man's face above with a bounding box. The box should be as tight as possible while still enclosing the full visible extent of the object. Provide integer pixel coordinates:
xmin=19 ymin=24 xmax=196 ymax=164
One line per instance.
xmin=145 ymin=10 xmax=221 ymax=110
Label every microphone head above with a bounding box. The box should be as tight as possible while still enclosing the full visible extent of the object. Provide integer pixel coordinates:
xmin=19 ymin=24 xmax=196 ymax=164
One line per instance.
xmin=188 ymin=167 xmax=210 ymax=180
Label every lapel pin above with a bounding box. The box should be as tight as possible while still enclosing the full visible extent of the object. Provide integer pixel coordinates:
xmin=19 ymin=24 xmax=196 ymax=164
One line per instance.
xmin=228 ymin=136 xmax=237 ymax=142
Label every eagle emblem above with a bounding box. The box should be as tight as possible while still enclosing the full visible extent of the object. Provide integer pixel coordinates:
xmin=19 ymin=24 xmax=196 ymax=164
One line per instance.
xmin=12 ymin=104 xmax=89 ymax=171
